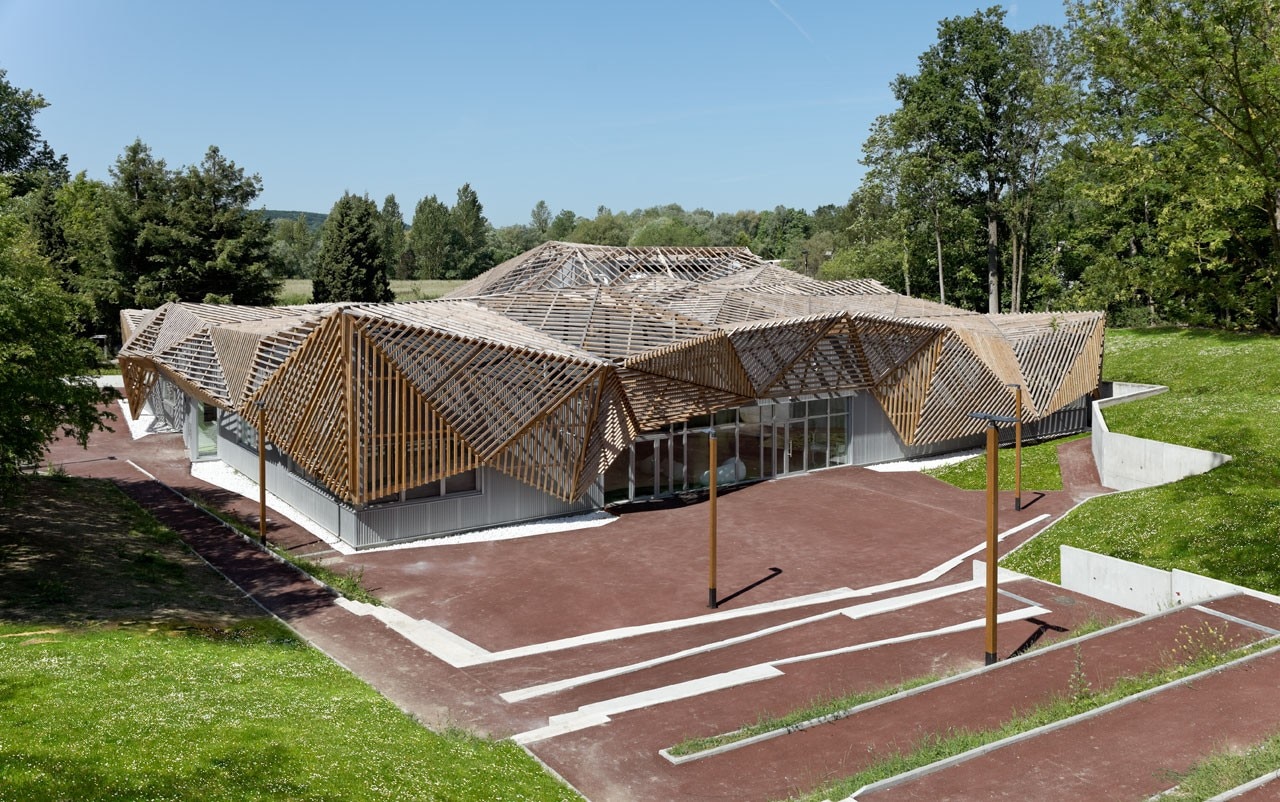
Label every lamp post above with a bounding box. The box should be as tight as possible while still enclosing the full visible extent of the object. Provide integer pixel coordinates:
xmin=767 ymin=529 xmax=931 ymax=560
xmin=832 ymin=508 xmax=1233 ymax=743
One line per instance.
xmin=706 ymin=429 xmax=718 ymax=609
xmin=255 ymin=400 xmax=267 ymax=546
xmin=1004 ymin=383 xmax=1024 ymax=511
xmin=969 ymin=412 xmax=1016 ymax=666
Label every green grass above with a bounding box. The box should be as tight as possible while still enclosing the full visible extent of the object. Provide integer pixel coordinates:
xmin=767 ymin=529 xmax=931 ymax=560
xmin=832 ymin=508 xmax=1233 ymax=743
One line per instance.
xmin=0 ymin=477 xmax=579 ymax=801
xmin=793 ymin=625 xmax=1262 ymax=802
xmin=925 ymin=433 xmax=1085 ymax=492
xmin=276 ymin=279 xmax=466 ymax=305
xmin=667 ymin=673 xmax=944 ymax=757
xmin=1159 ymin=731 xmax=1280 ymax=800
xmin=1003 ymin=328 xmax=1280 ymax=591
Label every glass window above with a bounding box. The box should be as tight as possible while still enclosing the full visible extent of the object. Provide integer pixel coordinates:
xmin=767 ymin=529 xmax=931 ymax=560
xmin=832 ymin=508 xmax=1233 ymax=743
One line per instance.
xmin=444 ymin=470 xmax=478 ymax=494
xmin=688 ymin=413 xmax=712 ymax=429
xmin=196 ymin=403 xmax=218 ymax=458
xmin=403 ymin=481 xmax=442 ymax=500
xmin=714 ymin=408 xmax=737 ymax=426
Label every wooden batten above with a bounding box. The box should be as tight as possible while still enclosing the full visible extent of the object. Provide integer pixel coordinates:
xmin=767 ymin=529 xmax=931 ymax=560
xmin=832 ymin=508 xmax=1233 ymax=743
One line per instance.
xmin=117 ymin=245 xmax=1106 ymax=508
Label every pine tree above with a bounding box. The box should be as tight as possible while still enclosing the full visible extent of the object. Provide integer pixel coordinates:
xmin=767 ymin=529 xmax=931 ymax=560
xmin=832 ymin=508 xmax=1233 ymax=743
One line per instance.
xmin=378 ymin=194 xmax=408 ymax=279
xmin=313 ymin=193 xmax=393 ymax=303
xmin=450 ymin=183 xmax=491 ymax=279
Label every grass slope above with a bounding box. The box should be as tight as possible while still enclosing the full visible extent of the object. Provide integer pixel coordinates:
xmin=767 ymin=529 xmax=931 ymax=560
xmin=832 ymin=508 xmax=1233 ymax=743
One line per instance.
xmin=1004 ymin=328 xmax=1280 ymax=592
xmin=925 ymin=433 xmax=1084 ymax=492
xmin=0 ymin=477 xmax=578 ymax=802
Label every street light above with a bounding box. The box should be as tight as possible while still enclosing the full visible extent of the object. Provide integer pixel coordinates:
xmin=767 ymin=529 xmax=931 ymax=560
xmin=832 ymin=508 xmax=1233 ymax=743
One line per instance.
xmin=255 ymin=400 xmax=268 ymax=546
xmin=703 ymin=428 xmax=719 ymax=609
xmin=969 ymin=412 xmax=1017 ymax=666
xmin=1004 ymin=383 xmax=1024 ymax=511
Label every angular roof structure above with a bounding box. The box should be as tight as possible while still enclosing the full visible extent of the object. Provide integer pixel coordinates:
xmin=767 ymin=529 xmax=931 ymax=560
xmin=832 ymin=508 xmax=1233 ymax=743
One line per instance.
xmin=119 ymin=242 xmax=1104 ymax=507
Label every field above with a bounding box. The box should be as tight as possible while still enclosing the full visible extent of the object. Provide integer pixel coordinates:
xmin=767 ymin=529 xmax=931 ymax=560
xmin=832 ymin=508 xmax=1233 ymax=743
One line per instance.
xmin=1004 ymin=328 xmax=1280 ymax=592
xmin=276 ymin=279 xmax=466 ymax=305
xmin=0 ymin=476 xmax=578 ymax=802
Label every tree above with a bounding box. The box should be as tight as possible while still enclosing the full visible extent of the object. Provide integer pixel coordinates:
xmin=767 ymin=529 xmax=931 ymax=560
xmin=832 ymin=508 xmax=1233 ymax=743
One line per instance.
xmin=406 ymin=194 xmax=454 ymax=280
xmin=270 ymin=213 xmax=318 ymax=278
xmin=547 ymin=209 xmax=578 ymax=241
xmin=50 ymin=174 xmax=121 ymax=337
xmin=0 ymin=182 xmax=113 ymax=487
xmin=1072 ymin=0 xmax=1280 ymax=328
xmin=132 ymin=146 xmax=279 ymax=306
xmin=450 ymin=183 xmax=491 ymax=279
xmin=313 ymin=193 xmax=393 ymax=303
xmin=628 ymin=217 xmax=706 ymax=246
xmin=106 ymin=140 xmax=280 ymax=309
xmin=0 ymin=69 xmax=68 ymax=196
xmin=530 ymin=200 xmax=551 ymax=238
xmin=569 ymin=206 xmax=632 ymax=246
xmin=889 ymin=8 xmax=1035 ymax=312
xmin=378 ymin=194 xmax=408 ymax=279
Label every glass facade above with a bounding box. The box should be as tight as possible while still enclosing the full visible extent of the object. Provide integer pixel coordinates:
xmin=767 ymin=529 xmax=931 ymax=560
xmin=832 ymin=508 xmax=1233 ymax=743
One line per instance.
xmin=602 ymin=394 xmax=854 ymax=503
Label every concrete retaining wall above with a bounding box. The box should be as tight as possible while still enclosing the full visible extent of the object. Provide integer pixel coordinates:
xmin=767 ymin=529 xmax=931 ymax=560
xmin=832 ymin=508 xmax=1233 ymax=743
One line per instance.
xmin=1091 ymin=382 xmax=1231 ymax=491
xmin=1061 ymin=545 xmax=1280 ymax=613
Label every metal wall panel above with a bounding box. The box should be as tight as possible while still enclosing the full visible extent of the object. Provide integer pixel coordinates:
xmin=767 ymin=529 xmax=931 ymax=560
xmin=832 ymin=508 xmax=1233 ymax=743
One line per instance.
xmin=349 ymin=468 xmax=594 ymax=549
xmin=218 ymin=433 xmax=592 ymax=549
xmin=847 ymin=392 xmax=910 ymax=465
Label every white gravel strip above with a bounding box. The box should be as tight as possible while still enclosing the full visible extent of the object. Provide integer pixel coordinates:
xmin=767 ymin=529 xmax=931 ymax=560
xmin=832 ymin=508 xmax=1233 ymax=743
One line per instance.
xmin=867 ymin=449 xmax=983 ymax=472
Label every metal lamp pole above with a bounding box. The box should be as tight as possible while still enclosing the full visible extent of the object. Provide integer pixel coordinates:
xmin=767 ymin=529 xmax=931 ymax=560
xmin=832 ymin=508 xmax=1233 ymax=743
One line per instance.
xmin=707 ymin=430 xmax=718 ymax=609
xmin=969 ymin=412 xmax=1016 ymax=665
xmin=1005 ymin=383 xmax=1024 ymax=511
xmin=255 ymin=400 xmax=268 ymax=546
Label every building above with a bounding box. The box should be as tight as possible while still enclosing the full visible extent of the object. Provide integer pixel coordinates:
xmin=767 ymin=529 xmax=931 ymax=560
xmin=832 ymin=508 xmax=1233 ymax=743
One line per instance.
xmin=118 ymin=242 xmax=1104 ymax=548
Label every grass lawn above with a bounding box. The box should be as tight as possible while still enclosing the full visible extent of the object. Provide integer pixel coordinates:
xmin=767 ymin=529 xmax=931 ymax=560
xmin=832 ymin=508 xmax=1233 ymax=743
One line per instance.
xmin=0 ymin=476 xmax=579 ymax=802
xmin=1004 ymin=328 xmax=1280 ymax=592
xmin=925 ymin=433 xmax=1085 ymax=492
xmin=276 ymin=279 xmax=466 ymax=305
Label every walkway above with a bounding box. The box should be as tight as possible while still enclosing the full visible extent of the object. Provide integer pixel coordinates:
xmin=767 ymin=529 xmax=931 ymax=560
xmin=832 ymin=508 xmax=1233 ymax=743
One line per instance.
xmin=48 ymin=402 xmax=1280 ymax=801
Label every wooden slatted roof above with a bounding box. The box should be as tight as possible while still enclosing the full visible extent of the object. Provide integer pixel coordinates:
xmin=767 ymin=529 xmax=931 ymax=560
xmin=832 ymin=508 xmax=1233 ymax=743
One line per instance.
xmin=119 ymin=244 xmax=1104 ymax=506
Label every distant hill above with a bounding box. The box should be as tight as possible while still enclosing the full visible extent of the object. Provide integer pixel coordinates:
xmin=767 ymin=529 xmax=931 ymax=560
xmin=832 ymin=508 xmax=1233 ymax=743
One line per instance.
xmin=260 ymin=209 xmax=327 ymax=230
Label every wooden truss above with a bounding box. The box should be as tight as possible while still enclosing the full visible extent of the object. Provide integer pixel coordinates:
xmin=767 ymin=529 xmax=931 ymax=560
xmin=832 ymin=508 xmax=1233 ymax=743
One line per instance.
xmin=119 ymin=242 xmax=1104 ymax=506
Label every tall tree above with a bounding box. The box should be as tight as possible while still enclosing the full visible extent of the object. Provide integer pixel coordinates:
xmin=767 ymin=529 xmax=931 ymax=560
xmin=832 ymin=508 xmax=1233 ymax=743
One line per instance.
xmin=313 ymin=193 xmax=393 ymax=303
xmin=450 ymin=183 xmax=491 ymax=279
xmin=0 ymin=183 xmax=113 ymax=487
xmin=1072 ymin=0 xmax=1280 ymax=327
xmin=890 ymin=8 xmax=1033 ymax=312
xmin=530 ymin=200 xmax=551 ymax=238
xmin=106 ymin=139 xmax=171 ymax=308
xmin=378 ymin=194 xmax=408 ymax=279
xmin=406 ymin=194 xmax=454 ymax=280
xmin=134 ymin=146 xmax=279 ymax=306
xmin=51 ymin=174 xmax=121 ymax=337
xmin=0 ymin=69 xmax=68 ymax=196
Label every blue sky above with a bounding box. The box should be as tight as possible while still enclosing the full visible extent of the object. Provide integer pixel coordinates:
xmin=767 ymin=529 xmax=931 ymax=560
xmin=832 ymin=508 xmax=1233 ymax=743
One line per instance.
xmin=0 ymin=1 xmax=1067 ymax=226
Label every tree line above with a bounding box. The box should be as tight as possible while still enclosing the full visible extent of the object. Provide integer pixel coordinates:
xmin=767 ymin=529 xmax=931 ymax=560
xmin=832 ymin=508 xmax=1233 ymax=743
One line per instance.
xmin=833 ymin=0 xmax=1280 ymax=330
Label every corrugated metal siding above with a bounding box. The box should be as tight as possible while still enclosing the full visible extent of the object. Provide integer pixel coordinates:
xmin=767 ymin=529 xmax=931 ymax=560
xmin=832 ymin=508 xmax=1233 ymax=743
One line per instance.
xmin=847 ymin=391 xmax=1093 ymax=465
xmin=847 ymin=392 xmax=910 ymax=465
xmin=218 ymin=433 xmax=592 ymax=549
xmin=219 ymin=437 xmax=348 ymax=538
xmin=349 ymin=468 xmax=594 ymax=549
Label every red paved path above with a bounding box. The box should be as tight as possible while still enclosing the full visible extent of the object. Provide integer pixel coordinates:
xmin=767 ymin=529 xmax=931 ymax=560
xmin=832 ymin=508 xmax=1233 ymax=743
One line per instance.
xmin=48 ymin=403 xmax=1280 ymax=802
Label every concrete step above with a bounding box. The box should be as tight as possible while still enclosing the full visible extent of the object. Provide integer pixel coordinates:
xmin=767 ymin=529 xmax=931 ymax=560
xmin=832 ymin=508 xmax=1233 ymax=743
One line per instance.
xmin=524 ymin=595 xmax=1279 ymax=802
xmin=852 ymin=639 xmax=1280 ymax=802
